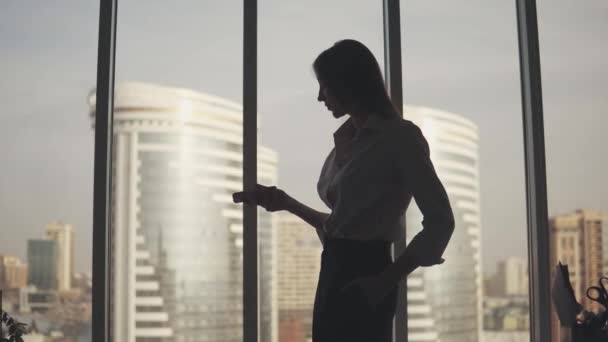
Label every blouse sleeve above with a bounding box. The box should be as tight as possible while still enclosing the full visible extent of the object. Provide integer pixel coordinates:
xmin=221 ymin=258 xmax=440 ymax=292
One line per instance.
xmin=398 ymin=123 xmax=455 ymax=266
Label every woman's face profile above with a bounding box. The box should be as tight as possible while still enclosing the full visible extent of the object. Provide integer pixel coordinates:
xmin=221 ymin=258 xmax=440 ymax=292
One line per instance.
xmin=317 ymin=79 xmax=348 ymax=119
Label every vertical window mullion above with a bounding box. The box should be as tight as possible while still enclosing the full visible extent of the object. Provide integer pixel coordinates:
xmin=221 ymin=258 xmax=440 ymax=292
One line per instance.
xmin=243 ymin=0 xmax=259 ymax=341
xmin=383 ymin=1 xmax=407 ymax=341
xmin=515 ymin=1 xmax=552 ymax=341
xmin=92 ymin=0 xmax=118 ymax=342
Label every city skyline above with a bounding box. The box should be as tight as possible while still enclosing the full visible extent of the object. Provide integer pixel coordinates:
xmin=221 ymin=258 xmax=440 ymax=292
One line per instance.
xmin=1 ymin=2 xmax=606 ymax=341
xmin=1 ymin=1 xmax=607 ymax=274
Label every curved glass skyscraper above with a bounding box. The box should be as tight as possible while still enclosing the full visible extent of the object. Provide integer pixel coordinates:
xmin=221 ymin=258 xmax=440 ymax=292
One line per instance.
xmin=89 ymin=82 xmax=278 ymax=342
xmin=405 ymin=106 xmax=482 ymax=342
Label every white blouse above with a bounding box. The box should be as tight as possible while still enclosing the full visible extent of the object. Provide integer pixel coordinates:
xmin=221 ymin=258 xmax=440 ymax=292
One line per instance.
xmin=317 ymin=114 xmax=454 ymax=265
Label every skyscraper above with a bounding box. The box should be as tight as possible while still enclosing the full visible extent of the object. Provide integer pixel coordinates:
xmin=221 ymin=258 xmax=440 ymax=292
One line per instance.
xmin=45 ymin=221 xmax=74 ymax=291
xmin=483 ymin=256 xmax=529 ymax=299
xmin=499 ymin=257 xmax=528 ymax=297
xmin=27 ymin=239 xmax=57 ymax=290
xmin=550 ymin=210 xmax=604 ymax=309
xmin=405 ymin=106 xmax=482 ymax=342
xmin=550 ymin=209 xmax=605 ymax=340
xmin=276 ymin=212 xmax=322 ymax=342
xmin=0 ymin=255 xmax=28 ymax=289
xmin=89 ymin=82 xmax=278 ymax=342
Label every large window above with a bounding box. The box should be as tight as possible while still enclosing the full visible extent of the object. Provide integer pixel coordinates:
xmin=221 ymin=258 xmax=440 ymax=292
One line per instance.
xmin=401 ymin=2 xmax=530 ymax=341
xmin=108 ymin=2 xmax=244 ymax=341
xmin=0 ymin=2 xmax=98 ymax=340
xmin=3 ymin=1 xmax=579 ymax=341
xmin=259 ymin=2 xmax=384 ymax=341
xmin=538 ymin=1 xmax=608 ymax=341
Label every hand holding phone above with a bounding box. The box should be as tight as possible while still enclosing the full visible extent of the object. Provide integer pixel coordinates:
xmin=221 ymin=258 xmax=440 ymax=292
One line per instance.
xmin=232 ymin=191 xmax=246 ymax=203
xmin=231 ymin=184 xmax=288 ymax=212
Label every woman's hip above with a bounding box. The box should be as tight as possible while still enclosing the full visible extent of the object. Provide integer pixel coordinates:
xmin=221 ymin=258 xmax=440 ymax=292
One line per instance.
xmin=317 ymin=237 xmax=394 ymax=303
xmin=313 ymin=238 xmax=398 ymax=341
xmin=321 ymin=238 xmax=393 ymax=275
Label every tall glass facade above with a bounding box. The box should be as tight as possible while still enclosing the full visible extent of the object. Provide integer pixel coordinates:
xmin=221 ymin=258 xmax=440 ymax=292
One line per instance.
xmin=27 ymin=240 xmax=57 ymax=291
xmin=401 ymin=2 xmax=529 ymax=341
xmin=90 ymin=83 xmax=277 ymax=342
xmin=405 ymin=107 xmax=481 ymax=341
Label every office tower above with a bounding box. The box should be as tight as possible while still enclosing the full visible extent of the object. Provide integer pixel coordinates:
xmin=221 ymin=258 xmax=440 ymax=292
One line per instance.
xmin=405 ymin=106 xmax=482 ymax=342
xmin=88 ymin=82 xmax=278 ymax=342
xmin=276 ymin=212 xmax=322 ymax=342
xmin=498 ymin=257 xmax=528 ymax=297
xmin=483 ymin=274 xmax=503 ymax=298
xmin=0 ymin=255 xmax=28 ymax=289
xmin=484 ymin=257 xmax=528 ymax=299
xmin=550 ymin=210 xmax=604 ymax=309
xmin=27 ymin=240 xmax=57 ymax=290
xmin=19 ymin=285 xmax=57 ymax=314
xmin=550 ymin=209 xmax=605 ymax=340
xmin=46 ymin=221 xmax=74 ymax=291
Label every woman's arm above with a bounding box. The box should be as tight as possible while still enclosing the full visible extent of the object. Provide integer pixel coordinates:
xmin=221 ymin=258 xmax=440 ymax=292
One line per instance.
xmin=232 ymin=184 xmax=329 ymax=246
xmin=284 ymin=194 xmax=330 ymax=247
xmin=381 ymin=123 xmax=455 ymax=284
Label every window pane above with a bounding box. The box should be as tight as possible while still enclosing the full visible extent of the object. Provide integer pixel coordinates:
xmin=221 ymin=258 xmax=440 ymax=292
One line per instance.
xmin=538 ymin=2 xmax=608 ymax=341
xmin=259 ymin=2 xmax=384 ymax=341
xmin=107 ymin=3 xmax=244 ymax=341
xmin=0 ymin=2 xmax=98 ymax=340
xmin=401 ymin=2 xmax=529 ymax=341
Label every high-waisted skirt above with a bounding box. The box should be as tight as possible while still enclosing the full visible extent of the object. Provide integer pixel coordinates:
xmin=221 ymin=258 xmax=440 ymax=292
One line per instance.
xmin=312 ymin=237 xmax=398 ymax=342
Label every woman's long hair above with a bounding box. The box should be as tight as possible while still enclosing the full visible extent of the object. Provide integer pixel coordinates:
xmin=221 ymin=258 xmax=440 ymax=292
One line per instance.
xmin=313 ymin=39 xmax=400 ymax=118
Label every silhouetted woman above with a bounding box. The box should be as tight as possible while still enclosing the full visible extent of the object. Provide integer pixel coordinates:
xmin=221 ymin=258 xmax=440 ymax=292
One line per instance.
xmin=233 ymin=39 xmax=455 ymax=342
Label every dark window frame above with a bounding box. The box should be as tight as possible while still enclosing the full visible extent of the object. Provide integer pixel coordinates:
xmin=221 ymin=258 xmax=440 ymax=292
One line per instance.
xmin=91 ymin=0 xmax=550 ymax=341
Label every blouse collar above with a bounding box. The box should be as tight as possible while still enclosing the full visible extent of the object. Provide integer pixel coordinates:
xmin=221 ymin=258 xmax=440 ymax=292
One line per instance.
xmin=333 ymin=114 xmax=396 ymax=145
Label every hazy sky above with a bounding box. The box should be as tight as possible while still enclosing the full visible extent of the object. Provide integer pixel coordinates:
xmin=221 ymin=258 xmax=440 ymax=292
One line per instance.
xmin=1 ymin=1 xmax=606 ymax=274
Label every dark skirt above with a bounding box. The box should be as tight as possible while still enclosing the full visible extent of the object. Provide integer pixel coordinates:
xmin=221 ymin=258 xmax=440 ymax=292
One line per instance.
xmin=312 ymin=237 xmax=398 ymax=342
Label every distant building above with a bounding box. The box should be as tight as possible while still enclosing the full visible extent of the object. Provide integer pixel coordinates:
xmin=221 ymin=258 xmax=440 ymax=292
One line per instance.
xmin=27 ymin=240 xmax=57 ymax=290
xmin=550 ymin=210 xmax=604 ymax=310
xmin=550 ymin=209 xmax=606 ymax=341
xmin=483 ymin=274 xmax=503 ymax=298
xmin=46 ymin=221 xmax=74 ymax=291
xmin=0 ymin=255 xmax=28 ymax=289
xmin=88 ymin=82 xmax=279 ymax=342
xmin=483 ymin=256 xmax=528 ymax=301
xmin=503 ymin=257 xmax=528 ymax=297
xmin=72 ymin=272 xmax=92 ymax=295
xmin=482 ymin=331 xmax=529 ymax=342
xmin=276 ymin=212 xmax=322 ymax=342
xmin=405 ymin=107 xmax=482 ymax=342
xmin=483 ymin=296 xmax=529 ymax=332
xmin=19 ymin=285 xmax=57 ymax=313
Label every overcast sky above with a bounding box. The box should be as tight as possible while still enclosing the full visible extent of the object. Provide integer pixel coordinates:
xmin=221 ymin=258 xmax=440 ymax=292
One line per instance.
xmin=1 ymin=1 xmax=606 ymax=274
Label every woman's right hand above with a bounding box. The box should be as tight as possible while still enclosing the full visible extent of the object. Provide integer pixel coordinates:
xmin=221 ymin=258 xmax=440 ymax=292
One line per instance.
xmin=232 ymin=184 xmax=290 ymax=212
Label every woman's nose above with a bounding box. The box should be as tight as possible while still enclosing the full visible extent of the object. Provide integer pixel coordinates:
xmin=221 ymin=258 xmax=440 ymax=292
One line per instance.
xmin=317 ymin=89 xmax=324 ymax=102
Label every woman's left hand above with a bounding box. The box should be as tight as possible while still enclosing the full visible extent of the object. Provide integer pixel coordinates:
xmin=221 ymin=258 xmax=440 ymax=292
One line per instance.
xmin=340 ymin=272 xmax=397 ymax=310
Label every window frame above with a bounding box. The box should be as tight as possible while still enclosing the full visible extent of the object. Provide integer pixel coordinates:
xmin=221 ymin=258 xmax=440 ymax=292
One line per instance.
xmin=91 ymin=0 xmax=551 ymax=341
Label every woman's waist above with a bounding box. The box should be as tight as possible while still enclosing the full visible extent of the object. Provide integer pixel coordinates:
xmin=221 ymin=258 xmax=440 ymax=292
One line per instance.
xmin=324 ymin=236 xmax=392 ymax=248
xmin=323 ymin=218 xmax=405 ymax=243
xmin=323 ymin=237 xmax=393 ymax=262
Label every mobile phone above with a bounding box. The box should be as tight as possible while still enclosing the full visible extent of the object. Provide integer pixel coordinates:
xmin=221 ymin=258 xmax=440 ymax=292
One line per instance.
xmin=233 ymin=192 xmax=245 ymax=203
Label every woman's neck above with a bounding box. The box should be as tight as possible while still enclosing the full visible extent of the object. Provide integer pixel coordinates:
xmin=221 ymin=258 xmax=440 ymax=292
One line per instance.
xmin=349 ymin=109 xmax=372 ymax=130
xmin=350 ymin=115 xmax=367 ymax=131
